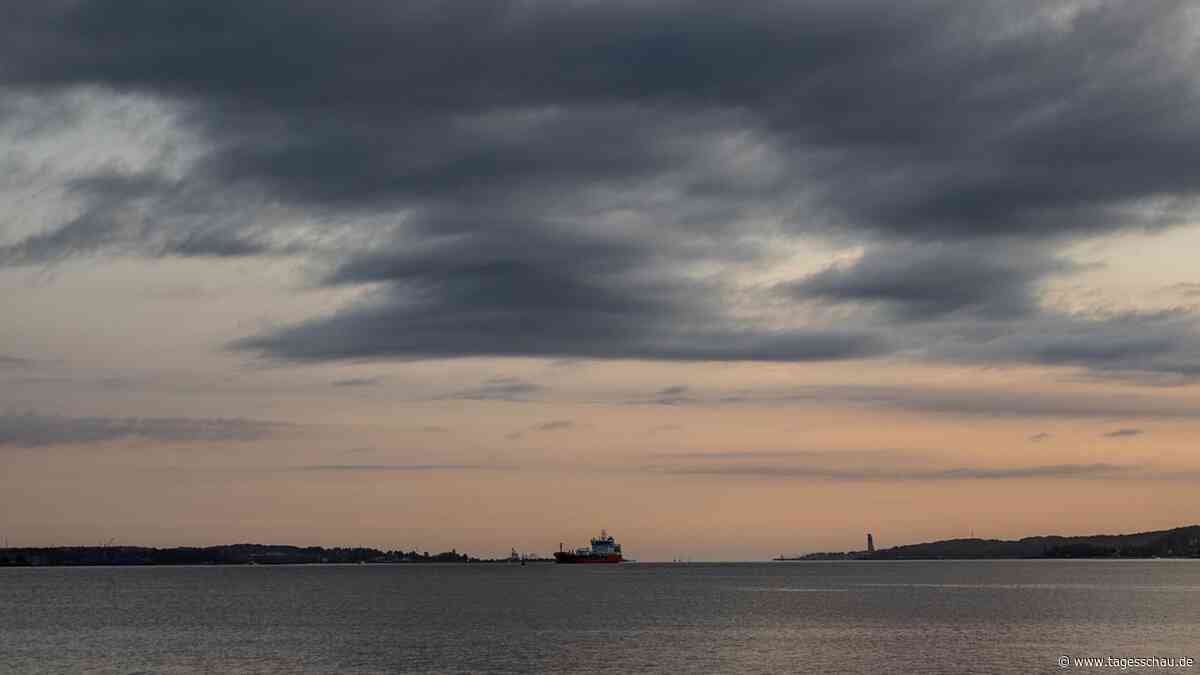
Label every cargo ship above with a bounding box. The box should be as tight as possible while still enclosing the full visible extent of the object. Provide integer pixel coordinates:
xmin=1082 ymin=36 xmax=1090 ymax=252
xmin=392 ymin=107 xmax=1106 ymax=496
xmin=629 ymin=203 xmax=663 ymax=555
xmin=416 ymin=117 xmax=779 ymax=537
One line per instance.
xmin=554 ymin=530 xmax=624 ymax=564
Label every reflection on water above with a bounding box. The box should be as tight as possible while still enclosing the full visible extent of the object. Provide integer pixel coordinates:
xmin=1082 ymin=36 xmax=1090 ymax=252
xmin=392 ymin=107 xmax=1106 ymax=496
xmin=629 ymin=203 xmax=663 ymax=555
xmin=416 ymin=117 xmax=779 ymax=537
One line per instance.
xmin=2 ymin=561 xmax=1198 ymax=673
xmin=733 ymin=587 xmax=851 ymax=592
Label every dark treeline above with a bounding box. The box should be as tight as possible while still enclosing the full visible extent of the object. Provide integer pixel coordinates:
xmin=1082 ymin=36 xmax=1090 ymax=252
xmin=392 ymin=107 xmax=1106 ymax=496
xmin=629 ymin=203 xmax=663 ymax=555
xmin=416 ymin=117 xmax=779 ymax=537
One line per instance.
xmin=0 ymin=544 xmax=473 ymax=566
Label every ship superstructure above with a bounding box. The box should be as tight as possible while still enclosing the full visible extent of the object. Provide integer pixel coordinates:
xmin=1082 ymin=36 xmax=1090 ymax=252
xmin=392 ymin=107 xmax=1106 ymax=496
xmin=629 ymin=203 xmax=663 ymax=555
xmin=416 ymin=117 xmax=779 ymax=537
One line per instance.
xmin=554 ymin=530 xmax=624 ymax=564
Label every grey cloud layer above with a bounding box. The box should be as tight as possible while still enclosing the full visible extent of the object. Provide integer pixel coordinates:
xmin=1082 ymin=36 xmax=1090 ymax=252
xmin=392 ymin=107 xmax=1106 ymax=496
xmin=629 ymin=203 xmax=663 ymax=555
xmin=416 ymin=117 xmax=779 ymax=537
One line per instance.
xmin=658 ymin=462 xmax=1129 ymax=481
xmin=659 ymin=384 xmax=1200 ymax=420
xmin=447 ymin=377 xmax=544 ymax=401
xmin=1103 ymin=428 xmax=1143 ymax=438
xmin=298 ymin=464 xmax=511 ymax=473
xmin=0 ymin=170 xmax=275 ymax=265
xmin=4 ymin=1 xmax=1200 ymax=375
xmin=331 ymin=377 xmax=384 ymax=388
xmin=0 ymin=412 xmax=286 ymax=447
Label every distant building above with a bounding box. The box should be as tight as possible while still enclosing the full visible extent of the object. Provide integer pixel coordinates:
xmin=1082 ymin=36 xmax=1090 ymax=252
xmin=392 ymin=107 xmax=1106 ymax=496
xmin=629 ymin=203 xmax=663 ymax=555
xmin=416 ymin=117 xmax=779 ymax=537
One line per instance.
xmin=867 ymin=533 xmax=875 ymax=553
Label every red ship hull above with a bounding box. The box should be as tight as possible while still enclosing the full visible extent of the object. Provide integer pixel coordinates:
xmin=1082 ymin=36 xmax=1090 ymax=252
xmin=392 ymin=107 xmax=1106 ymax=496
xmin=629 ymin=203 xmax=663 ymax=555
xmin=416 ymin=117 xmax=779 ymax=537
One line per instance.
xmin=553 ymin=552 xmax=623 ymax=564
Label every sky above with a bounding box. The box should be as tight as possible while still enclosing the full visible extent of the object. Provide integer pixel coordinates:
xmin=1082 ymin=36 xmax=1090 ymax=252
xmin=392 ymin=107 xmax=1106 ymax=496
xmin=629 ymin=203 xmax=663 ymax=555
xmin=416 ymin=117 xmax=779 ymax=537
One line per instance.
xmin=2 ymin=0 xmax=1200 ymax=561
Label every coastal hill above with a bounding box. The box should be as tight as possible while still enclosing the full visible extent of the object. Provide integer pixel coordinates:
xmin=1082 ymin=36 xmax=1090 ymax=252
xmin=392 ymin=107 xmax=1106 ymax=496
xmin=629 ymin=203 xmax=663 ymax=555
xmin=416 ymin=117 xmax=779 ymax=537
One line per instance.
xmin=781 ymin=525 xmax=1200 ymax=560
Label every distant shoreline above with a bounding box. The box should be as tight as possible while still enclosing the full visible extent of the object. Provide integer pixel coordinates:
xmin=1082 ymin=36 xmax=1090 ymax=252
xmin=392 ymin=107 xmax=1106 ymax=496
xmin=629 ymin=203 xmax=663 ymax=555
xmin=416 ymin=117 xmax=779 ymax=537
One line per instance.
xmin=7 ymin=523 xmax=1199 ymax=566
xmin=774 ymin=524 xmax=1200 ymax=561
xmin=0 ymin=544 xmax=555 ymax=567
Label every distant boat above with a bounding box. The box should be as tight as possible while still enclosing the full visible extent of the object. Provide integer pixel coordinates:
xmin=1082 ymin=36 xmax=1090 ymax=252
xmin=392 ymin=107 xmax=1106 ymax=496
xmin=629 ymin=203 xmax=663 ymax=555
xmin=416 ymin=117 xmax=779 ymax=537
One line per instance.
xmin=554 ymin=530 xmax=624 ymax=564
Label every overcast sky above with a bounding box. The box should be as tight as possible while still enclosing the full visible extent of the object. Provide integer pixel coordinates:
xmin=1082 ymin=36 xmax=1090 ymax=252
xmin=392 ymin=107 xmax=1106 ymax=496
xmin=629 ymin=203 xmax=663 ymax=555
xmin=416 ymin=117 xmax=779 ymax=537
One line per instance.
xmin=3 ymin=0 xmax=1200 ymax=560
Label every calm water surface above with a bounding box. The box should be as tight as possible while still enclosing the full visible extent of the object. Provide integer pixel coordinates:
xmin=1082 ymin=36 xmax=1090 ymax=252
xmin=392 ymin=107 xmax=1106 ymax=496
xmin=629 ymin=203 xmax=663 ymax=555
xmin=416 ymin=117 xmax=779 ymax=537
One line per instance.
xmin=2 ymin=561 xmax=1198 ymax=673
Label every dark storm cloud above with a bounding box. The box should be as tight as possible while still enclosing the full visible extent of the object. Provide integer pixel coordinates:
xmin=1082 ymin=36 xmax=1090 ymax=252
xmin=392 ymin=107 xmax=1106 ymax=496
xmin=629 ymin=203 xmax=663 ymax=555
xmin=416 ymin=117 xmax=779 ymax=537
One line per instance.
xmin=786 ymin=244 xmax=1074 ymax=320
xmin=237 ymin=305 xmax=886 ymax=362
xmin=0 ymin=412 xmax=286 ymax=447
xmin=234 ymin=232 xmax=888 ymax=362
xmin=4 ymin=1 xmax=1200 ymax=373
xmin=4 ymin=0 xmax=1191 ymax=239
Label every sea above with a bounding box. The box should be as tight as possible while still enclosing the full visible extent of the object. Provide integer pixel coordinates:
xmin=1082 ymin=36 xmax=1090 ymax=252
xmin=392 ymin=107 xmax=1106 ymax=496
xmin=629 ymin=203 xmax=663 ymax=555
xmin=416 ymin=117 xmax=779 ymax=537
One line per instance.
xmin=2 ymin=560 xmax=1197 ymax=673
